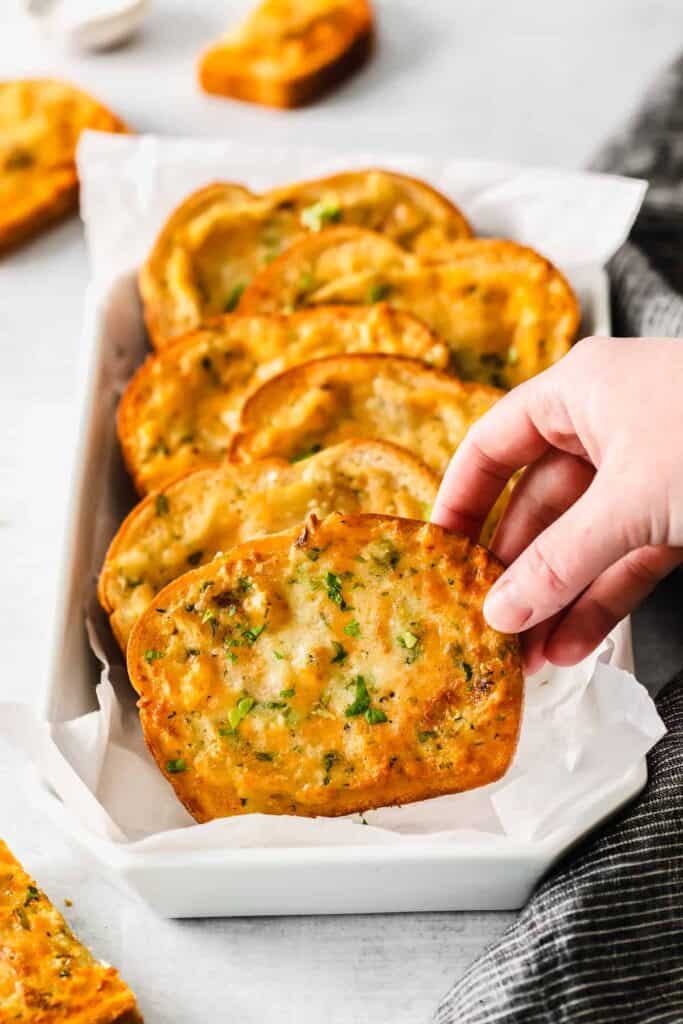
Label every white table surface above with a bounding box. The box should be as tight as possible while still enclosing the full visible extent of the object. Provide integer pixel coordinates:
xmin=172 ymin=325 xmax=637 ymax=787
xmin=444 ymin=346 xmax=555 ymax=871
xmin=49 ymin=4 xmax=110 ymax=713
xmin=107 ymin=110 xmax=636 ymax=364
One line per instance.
xmin=2 ymin=2 xmax=683 ymax=1021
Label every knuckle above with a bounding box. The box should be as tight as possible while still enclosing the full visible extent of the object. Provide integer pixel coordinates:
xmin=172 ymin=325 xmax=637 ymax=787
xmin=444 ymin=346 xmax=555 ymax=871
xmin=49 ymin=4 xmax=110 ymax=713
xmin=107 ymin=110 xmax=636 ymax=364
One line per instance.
xmin=623 ymin=547 xmax=669 ymax=589
xmin=465 ymin=433 xmax=512 ymax=484
xmin=525 ymin=538 xmax=571 ymax=598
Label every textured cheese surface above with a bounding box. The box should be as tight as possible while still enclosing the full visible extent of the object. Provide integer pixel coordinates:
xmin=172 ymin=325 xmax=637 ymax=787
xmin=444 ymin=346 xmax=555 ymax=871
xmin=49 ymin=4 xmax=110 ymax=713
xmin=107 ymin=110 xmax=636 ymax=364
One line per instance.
xmin=231 ymin=353 xmax=502 ymax=474
xmin=117 ymin=305 xmax=448 ymax=493
xmin=128 ymin=513 xmax=523 ymax=821
xmin=99 ymin=440 xmax=439 ymax=650
xmin=139 ymin=169 xmax=471 ymax=345
xmin=0 ymin=79 xmax=126 ymax=250
xmin=241 ymin=231 xmax=580 ymax=388
xmin=0 ymin=840 xmax=142 ymax=1023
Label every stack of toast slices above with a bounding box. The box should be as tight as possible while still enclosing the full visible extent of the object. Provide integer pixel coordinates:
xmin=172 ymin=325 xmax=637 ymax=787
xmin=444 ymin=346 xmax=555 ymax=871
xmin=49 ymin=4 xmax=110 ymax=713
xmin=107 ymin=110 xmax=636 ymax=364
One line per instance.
xmin=98 ymin=166 xmax=579 ymax=823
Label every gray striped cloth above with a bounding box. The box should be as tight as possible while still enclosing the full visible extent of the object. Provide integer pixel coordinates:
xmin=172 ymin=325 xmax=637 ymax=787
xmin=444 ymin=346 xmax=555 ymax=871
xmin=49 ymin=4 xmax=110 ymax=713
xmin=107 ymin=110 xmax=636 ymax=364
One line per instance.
xmin=433 ymin=53 xmax=683 ymax=1024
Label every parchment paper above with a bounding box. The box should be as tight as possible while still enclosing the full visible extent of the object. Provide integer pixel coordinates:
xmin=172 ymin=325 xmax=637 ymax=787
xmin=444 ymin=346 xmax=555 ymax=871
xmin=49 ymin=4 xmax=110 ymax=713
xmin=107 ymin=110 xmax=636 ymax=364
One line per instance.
xmin=0 ymin=134 xmax=664 ymax=855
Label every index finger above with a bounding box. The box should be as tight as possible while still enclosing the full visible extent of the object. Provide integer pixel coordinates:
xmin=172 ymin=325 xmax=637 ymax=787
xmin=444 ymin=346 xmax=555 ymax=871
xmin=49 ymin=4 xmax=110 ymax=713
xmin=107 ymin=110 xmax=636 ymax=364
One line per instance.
xmin=430 ymin=375 xmax=564 ymax=539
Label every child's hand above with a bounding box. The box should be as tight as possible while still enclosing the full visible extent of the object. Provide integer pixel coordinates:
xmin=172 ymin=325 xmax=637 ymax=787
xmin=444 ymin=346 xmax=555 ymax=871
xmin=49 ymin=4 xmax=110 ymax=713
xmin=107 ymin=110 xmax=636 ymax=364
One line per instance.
xmin=432 ymin=336 xmax=683 ymax=672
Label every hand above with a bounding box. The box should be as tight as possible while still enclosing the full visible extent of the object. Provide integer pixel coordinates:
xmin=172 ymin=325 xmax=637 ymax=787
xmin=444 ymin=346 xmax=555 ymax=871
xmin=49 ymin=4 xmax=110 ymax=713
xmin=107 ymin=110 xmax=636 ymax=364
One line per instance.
xmin=432 ymin=336 xmax=683 ymax=672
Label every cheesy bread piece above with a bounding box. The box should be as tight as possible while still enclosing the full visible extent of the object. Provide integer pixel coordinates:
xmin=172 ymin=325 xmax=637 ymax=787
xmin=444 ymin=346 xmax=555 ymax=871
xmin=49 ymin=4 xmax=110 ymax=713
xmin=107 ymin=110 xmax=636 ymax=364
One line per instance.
xmin=0 ymin=840 xmax=142 ymax=1023
xmin=231 ymin=353 xmax=502 ymax=475
xmin=240 ymin=229 xmax=580 ymax=387
xmin=198 ymin=0 xmax=374 ymax=109
xmin=139 ymin=170 xmax=471 ymax=346
xmin=127 ymin=513 xmax=523 ymax=820
xmin=118 ymin=305 xmax=448 ymax=493
xmin=99 ymin=440 xmax=439 ymax=651
xmin=0 ymin=79 xmax=127 ymax=252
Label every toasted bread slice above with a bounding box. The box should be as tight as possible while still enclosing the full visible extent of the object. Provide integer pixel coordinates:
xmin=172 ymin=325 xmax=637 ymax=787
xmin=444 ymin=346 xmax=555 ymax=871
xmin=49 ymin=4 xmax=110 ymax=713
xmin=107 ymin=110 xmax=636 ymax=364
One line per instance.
xmin=0 ymin=79 xmax=127 ymax=252
xmin=118 ymin=305 xmax=448 ymax=494
xmin=127 ymin=512 xmax=523 ymax=820
xmin=0 ymin=839 xmax=142 ymax=1022
xmin=139 ymin=170 xmax=471 ymax=347
xmin=231 ymin=353 xmax=501 ymax=474
xmin=99 ymin=440 xmax=438 ymax=651
xmin=198 ymin=0 xmax=374 ymax=109
xmin=240 ymin=229 xmax=580 ymax=387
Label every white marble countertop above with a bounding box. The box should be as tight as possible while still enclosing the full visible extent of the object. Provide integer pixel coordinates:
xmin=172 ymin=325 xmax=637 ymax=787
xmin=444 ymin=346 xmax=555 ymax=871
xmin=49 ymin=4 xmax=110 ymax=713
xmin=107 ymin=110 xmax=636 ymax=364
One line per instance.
xmin=2 ymin=2 xmax=683 ymax=1021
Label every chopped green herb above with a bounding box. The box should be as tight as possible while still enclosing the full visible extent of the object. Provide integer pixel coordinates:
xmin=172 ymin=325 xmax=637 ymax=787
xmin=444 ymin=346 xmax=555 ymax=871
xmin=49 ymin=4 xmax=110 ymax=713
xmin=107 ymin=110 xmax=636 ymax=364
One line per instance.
xmin=242 ymin=623 xmax=266 ymax=645
xmin=224 ymin=282 xmax=245 ymax=312
xmin=343 ymin=619 xmax=361 ymax=638
xmin=255 ymin=751 xmax=275 ymax=762
xmin=166 ymin=759 xmax=187 ymax=773
xmin=462 ymin=662 xmax=473 ymax=682
xmin=125 ymin=576 xmax=143 ymax=589
xmin=187 ymin=550 xmax=203 ymax=566
xmin=144 ymin=648 xmax=164 ymax=664
xmin=331 ymin=641 xmax=348 ymax=664
xmin=225 ymin=649 xmax=238 ymax=664
xmin=199 ymin=580 xmax=214 ymax=593
xmin=201 ymin=609 xmax=218 ymax=634
xmin=290 ymin=443 xmax=322 ymax=463
xmin=365 ymin=707 xmax=388 ymax=725
xmin=418 ymin=730 xmax=436 ymax=743
xmin=367 ymin=281 xmax=391 ymax=304
xmin=371 ymin=538 xmax=401 ymax=569
xmin=397 ymin=630 xmax=421 ymax=664
xmin=228 ymin=696 xmax=256 ymax=730
xmin=263 ymin=701 xmax=287 ymax=710
xmin=322 ymin=750 xmax=337 ymax=785
xmin=280 ymin=687 xmax=296 ymax=698
xmin=300 ymin=198 xmax=341 ymax=232
xmin=24 ymin=885 xmax=40 ymax=906
xmin=305 ymin=547 xmax=322 ymax=562
xmin=15 ymin=907 xmax=30 ymax=931
xmin=345 ymin=675 xmax=371 ymax=717
xmin=325 ymin=572 xmax=350 ymax=611
xmin=155 ymin=493 xmax=169 ymax=516
xmin=238 ymin=576 xmax=252 ymax=592
xmin=274 ymin=650 xmax=286 ymax=661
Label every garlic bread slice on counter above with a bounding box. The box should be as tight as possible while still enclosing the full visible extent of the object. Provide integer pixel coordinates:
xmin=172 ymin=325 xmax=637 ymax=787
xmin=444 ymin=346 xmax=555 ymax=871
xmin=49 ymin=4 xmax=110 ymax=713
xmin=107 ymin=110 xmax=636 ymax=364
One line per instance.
xmin=139 ymin=170 xmax=471 ymax=347
xmin=118 ymin=305 xmax=448 ymax=494
xmin=0 ymin=79 xmax=127 ymax=252
xmin=0 ymin=840 xmax=142 ymax=1023
xmin=199 ymin=0 xmax=374 ymax=109
xmin=240 ymin=230 xmax=580 ymax=387
xmin=231 ymin=353 xmax=502 ymax=475
xmin=127 ymin=513 xmax=523 ymax=820
xmin=99 ymin=440 xmax=438 ymax=651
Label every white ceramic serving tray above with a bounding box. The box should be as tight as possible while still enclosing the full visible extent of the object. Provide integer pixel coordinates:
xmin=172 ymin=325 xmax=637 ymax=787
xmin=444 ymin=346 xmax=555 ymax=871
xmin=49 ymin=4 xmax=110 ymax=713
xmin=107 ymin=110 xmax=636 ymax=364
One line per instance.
xmin=41 ymin=259 xmax=646 ymax=918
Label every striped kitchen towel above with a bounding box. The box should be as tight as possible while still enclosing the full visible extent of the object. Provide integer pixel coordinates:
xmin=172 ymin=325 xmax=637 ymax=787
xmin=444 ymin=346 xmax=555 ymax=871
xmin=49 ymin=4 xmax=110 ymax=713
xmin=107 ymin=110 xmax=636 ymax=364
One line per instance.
xmin=433 ymin=52 xmax=683 ymax=1024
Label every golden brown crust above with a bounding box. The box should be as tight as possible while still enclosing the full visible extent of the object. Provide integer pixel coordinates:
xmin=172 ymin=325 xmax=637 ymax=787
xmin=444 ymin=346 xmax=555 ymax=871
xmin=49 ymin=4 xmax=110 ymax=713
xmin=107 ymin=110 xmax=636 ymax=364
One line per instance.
xmin=0 ymin=840 xmax=142 ymax=1023
xmin=231 ymin=352 xmax=502 ymax=474
xmin=117 ymin=305 xmax=449 ymax=493
xmin=98 ymin=439 xmax=439 ymax=651
xmin=127 ymin=512 xmax=523 ymax=821
xmin=0 ymin=79 xmax=127 ymax=253
xmin=198 ymin=0 xmax=374 ymax=108
xmin=241 ymin=230 xmax=580 ymax=387
xmin=138 ymin=170 xmax=471 ymax=347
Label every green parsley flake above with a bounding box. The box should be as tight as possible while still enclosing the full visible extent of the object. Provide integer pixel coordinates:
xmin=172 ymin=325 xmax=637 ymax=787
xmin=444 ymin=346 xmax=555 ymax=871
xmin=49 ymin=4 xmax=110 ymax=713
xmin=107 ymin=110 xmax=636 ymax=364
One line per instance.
xmin=144 ymin=648 xmax=164 ymax=664
xmin=322 ymin=751 xmax=337 ymax=785
xmin=166 ymin=759 xmax=187 ymax=773
xmin=418 ymin=730 xmax=436 ymax=743
xmin=300 ymin=198 xmax=341 ymax=232
xmin=290 ymin=443 xmax=322 ymax=463
xmin=397 ymin=631 xmax=421 ymax=664
xmin=255 ymin=751 xmax=275 ymax=762
xmin=274 ymin=650 xmax=286 ymax=661
xmin=155 ymin=493 xmax=169 ymax=516
xmin=280 ymin=687 xmax=296 ymax=698
xmin=242 ymin=623 xmax=266 ymax=645
xmin=331 ymin=641 xmax=348 ymax=664
xmin=367 ymin=281 xmax=391 ymax=304
xmin=462 ymin=661 xmax=473 ymax=682
xmin=343 ymin=619 xmax=361 ymax=638
xmin=325 ymin=572 xmax=350 ymax=610
xmin=365 ymin=707 xmax=388 ymax=725
xmin=224 ymin=282 xmax=245 ymax=312
xmin=202 ymin=609 xmax=218 ymax=634
xmin=24 ymin=885 xmax=40 ymax=907
xmin=228 ymin=696 xmax=256 ymax=730
xmin=345 ymin=675 xmax=371 ymax=717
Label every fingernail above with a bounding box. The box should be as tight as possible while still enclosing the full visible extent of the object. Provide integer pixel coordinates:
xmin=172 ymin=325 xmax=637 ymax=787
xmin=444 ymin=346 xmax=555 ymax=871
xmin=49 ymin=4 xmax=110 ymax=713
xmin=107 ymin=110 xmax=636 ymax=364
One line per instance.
xmin=484 ymin=580 xmax=533 ymax=633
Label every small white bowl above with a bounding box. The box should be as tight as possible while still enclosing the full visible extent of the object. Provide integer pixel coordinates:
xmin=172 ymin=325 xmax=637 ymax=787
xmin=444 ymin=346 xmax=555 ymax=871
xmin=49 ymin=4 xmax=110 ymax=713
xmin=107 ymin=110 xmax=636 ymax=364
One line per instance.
xmin=27 ymin=0 xmax=150 ymax=52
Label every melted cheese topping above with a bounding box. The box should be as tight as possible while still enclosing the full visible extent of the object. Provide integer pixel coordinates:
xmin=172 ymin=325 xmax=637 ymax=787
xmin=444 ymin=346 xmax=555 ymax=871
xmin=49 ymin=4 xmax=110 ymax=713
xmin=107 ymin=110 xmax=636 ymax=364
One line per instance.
xmin=242 ymin=232 xmax=580 ymax=388
xmin=0 ymin=840 xmax=141 ymax=1023
xmin=232 ymin=354 xmax=501 ymax=474
xmin=99 ymin=440 xmax=439 ymax=650
xmin=140 ymin=170 xmax=471 ymax=345
xmin=128 ymin=513 xmax=523 ymax=821
xmin=118 ymin=306 xmax=448 ymax=493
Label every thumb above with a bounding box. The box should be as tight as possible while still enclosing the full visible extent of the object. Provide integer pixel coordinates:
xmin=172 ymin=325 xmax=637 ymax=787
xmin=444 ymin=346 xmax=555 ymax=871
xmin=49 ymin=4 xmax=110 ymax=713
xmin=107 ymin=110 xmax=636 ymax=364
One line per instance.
xmin=483 ymin=475 xmax=643 ymax=634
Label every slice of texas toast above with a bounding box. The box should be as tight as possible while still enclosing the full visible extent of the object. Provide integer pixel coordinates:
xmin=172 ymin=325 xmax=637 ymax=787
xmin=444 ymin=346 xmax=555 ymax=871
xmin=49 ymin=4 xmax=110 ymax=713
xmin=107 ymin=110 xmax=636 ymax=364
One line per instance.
xmin=99 ymin=440 xmax=439 ymax=650
xmin=118 ymin=305 xmax=448 ymax=493
xmin=139 ymin=170 xmax=471 ymax=347
xmin=199 ymin=0 xmax=374 ymax=109
xmin=127 ymin=512 xmax=523 ymax=820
